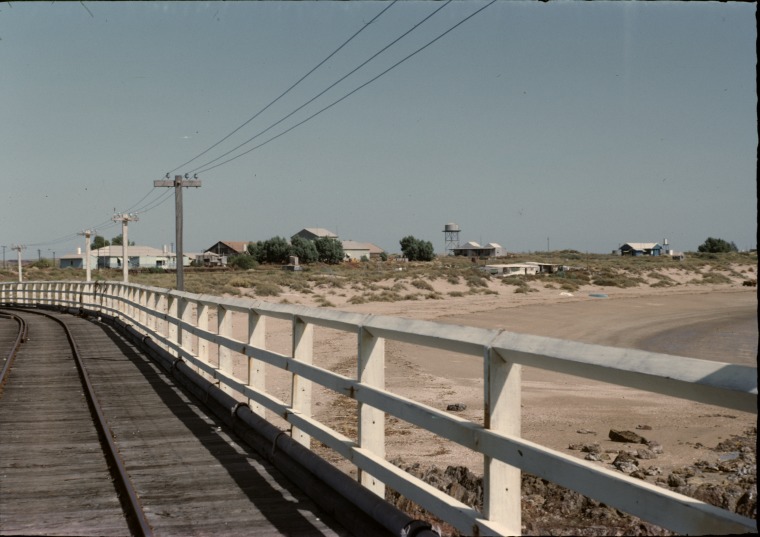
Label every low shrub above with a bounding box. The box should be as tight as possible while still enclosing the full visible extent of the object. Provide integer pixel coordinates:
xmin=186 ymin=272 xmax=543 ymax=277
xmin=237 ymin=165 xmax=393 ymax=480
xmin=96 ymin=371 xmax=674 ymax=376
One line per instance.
xmin=411 ymin=279 xmax=434 ymax=291
xmin=254 ymin=282 xmax=282 ymax=297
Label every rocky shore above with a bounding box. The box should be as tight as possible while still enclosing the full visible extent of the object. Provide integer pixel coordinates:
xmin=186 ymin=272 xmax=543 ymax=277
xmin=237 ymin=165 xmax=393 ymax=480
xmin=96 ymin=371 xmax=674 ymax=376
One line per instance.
xmin=386 ymin=426 xmax=756 ymax=536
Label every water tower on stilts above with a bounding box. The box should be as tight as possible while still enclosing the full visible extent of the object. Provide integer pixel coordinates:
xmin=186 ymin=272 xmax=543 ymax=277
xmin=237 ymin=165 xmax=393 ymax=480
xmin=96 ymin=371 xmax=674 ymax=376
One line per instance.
xmin=443 ymin=223 xmax=461 ymax=256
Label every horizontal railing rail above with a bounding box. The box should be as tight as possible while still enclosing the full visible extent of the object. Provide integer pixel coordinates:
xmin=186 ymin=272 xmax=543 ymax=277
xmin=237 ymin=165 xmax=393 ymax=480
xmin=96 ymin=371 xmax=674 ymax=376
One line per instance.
xmin=1 ymin=280 xmax=756 ymax=536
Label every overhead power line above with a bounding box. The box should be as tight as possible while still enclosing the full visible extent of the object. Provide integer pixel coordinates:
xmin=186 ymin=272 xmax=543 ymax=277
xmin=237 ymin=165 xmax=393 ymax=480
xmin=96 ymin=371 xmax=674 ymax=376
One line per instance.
xmin=188 ymin=0 xmax=452 ymax=176
xmin=168 ymin=0 xmax=398 ymax=175
xmin=194 ymin=0 xmax=496 ymax=175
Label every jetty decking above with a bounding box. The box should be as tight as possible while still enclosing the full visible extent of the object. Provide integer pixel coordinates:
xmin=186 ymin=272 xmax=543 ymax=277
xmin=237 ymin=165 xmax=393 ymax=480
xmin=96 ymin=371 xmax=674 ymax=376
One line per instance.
xmin=0 ymin=310 xmax=357 ymax=536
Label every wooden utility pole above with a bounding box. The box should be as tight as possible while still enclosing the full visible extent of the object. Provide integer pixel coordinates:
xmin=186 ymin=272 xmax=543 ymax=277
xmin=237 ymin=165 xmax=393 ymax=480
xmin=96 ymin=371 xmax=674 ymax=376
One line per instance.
xmin=11 ymin=245 xmax=25 ymax=282
xmin=154 ymin=174 xmax=201 ymax=291
xmin=112 ymin=214 xmax=138 ymax=283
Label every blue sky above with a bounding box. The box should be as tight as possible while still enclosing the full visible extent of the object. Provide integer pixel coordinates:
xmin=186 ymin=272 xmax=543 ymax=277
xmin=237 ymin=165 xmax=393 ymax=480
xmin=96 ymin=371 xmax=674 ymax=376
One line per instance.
xmin=1 ymin=1 xmax=756 ymax=259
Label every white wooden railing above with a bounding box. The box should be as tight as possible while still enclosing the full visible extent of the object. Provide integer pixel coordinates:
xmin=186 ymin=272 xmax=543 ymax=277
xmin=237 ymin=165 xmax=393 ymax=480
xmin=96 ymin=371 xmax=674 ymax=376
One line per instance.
xmin=1 ymin=280 xmax=756 ymax=536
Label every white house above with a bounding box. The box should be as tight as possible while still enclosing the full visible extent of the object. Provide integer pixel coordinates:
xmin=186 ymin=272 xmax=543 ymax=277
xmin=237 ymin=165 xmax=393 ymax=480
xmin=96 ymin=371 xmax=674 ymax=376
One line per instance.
xmin=481 ymin=263 xmax=540 ymax=276
xmin=92 ymin=245 xmax=189 ymax=270
xmin=342 ymin=241 xmax=372 ymax=261
xmin=451 ymin=241 xmax=507 ymax=258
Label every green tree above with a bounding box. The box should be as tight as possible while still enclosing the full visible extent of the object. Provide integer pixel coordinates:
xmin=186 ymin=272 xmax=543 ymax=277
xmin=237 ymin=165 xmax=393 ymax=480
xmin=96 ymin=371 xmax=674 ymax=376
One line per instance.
xmin=247 ymin=241 xmax=265 ymax=263
xmin=110 ymin=234 xmax=135 ymax=247
xmin=290 ymin=236 xmax=318 ymax=264
xmin=697 ymin=237 xmax=738 ymax=253
xmin=261 ymin=236 xmax=291 ymax=264
xmin=400 ymin=236 xmax=435 ymax=261
xmin=92 ymin=235 xmax=110 ymax=249
xmin=314 ymin=237 xmax=344 ymax=264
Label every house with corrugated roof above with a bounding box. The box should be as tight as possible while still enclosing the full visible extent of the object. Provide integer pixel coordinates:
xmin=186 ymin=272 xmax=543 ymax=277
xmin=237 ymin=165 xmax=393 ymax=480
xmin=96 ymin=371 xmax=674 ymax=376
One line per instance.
xmin=341 ymin=241 xmax=386 ymax=261
xmin=619 ymin=242 xmax=662 ymax=256
xmin=291 ymin=228 xmax=339 ymax=242
xmin=205 ymin=241 xmax=249 ymax=257
xmin=451 ymin=241 xmax=507 ymax=258
xmin=91 ymin=245 xmax=188 ymax=269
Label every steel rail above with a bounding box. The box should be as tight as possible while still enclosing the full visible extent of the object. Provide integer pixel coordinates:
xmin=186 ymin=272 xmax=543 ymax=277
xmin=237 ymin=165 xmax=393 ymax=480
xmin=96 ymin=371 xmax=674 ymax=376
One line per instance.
xmin=0 ymin=310 xmax=27 ymax=388
xmin=7 ymin=308 xmax=153 ymax=537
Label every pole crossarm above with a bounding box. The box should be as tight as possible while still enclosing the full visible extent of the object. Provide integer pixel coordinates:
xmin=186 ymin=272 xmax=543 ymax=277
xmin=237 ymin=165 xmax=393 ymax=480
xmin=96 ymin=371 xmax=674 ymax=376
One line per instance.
xmin=153 ymin=175 xmax=202 ymax=292
xmin=112 ymin=213 xmax=139 ymax=283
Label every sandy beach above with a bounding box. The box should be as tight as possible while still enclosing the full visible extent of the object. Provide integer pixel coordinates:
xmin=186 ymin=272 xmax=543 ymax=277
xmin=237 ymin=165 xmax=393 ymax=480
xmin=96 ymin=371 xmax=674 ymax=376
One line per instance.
xmin=287 ymin=275 xmax=757 ymax=481
xmin=224 ymin=264 xmax=757 ymax=486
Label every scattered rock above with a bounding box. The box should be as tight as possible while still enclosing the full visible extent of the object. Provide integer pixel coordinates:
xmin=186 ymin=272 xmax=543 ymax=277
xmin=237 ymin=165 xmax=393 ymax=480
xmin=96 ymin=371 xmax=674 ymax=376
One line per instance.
xmin=577 ymin=428 xmax=597 ymax=435
xmin=635 ymin=448 xmax=657 ymax=460
xmin=667 ymin=473 xmax=687 ymax=487
xmin=609 ymin=429 xmax=647 ymax=444
xmin=445 ymin=403 xmax=466 ymax=412
xmin=613 ymin=452 xmax=640 ymax=474
xmin=636 ymin=424 xmax=653 ymax=430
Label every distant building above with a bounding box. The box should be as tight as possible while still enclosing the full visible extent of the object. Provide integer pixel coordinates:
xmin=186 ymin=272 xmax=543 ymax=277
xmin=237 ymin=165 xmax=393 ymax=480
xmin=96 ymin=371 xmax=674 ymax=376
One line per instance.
xmin=90 ymin=245 xmax=189 ymax=269
xmin=481 ymin=263 xmax=539 ymax=276
xmin=59 ymin=248 xmax=90 ymax=269
xmin=205 ymin=241 xmax=248 ymax=257
xmin=451 ymin=241 xmax=507 ymax=258
xmin=619 ymin=243 xmax=662 ymax=256
xmin=291 ymin=228 xmax=338 ymax=242
xmin=342 ymin=241 xmax=371 ymax=262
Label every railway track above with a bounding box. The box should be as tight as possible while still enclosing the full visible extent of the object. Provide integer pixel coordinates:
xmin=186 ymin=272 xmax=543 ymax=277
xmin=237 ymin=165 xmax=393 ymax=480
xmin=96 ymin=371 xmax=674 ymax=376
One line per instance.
xmin=0 ymin=308 xmax=374 ymax=536
xmin=0 ymin=308 xmax=140 ymax=536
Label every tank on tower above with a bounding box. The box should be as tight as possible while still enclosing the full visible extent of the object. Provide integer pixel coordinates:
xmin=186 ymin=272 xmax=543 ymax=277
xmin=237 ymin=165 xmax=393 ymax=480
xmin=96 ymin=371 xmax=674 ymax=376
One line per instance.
xmin=443 ymin=223 xmax=461 ymax=256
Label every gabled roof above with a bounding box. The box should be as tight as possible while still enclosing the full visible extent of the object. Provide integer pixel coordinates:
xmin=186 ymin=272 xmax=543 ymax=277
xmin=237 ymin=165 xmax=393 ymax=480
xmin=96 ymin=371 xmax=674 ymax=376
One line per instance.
xmin=342 ymin=241 xmax=371 ymax=251
xmin=205 ymin=241 xmax=248 ymax=254
xmin=92 ymin=245 xmax=169 ymax=257
xmin=621 ymin=242 xmax=661 ymax=250
xmin=296 ymin=228 xmax=338 ymax=239
xmin=456 ymin=241 xmax=482 ymax=250
xmin=366 ymin=243 xmax=385 ymax=254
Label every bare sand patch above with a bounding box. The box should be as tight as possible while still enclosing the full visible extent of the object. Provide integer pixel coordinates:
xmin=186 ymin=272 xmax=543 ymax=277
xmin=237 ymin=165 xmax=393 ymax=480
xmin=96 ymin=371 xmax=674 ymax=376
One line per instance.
xmin=222 ymin=265 xmax=756 ymax=483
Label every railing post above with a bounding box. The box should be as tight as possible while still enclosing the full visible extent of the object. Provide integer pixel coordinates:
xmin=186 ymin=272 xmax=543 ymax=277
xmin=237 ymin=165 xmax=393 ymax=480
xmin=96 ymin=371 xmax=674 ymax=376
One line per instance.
xmin=197 ymin=301 xmax=210 ymax=379
xmin=167 ymin=294 xmax=179 ymax=352
xmin=291 ymin=316 xmax=313 ymax=448
xmin=136 ymin=287 xmax=146 ymax=329
xmin=358 ymin=326 xmax=386 ymax=497
xmin=248 ymin=309 xmax=267 ymax=418
xmin=218 ymin=305 xmax=233 ymax=396
xmin=484 ymin=347 xmax=522 ymax=535
xmin=178 ymin=296 xmax=192 ymax=360
xmin=155 ymin=292 xmax=168 ymax=349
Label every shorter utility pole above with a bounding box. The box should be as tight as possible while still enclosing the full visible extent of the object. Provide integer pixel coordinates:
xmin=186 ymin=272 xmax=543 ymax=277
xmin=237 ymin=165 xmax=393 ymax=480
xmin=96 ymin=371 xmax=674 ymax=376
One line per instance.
xmin=112 ymin=214 xmax=138 ymax=283
xmin=78 ymin=229 xmax=94 ymax=282
xmin=11 ymin=245 xmax=25 ymax=282
xmin=154 ymin=174 xmax=202 ymax=291
xmin=1 ymin=245 xmax=5 ymax=270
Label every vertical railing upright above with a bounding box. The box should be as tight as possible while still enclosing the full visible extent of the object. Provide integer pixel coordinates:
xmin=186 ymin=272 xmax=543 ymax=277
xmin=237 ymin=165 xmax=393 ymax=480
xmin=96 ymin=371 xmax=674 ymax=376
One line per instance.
xmin=483 ymin=347 xmax=522 ymax=535
xmin=217 ymin=305 xmax=233 ymax=396
xmin=196 ymin=300 xmax=210 ymax=380
xmin=247 ymin=308 xmax=267 ymax=419
xmin=136 ymin=287 xmax=146 ymax=329
xmin=358 ymin=326 xmax=386 ymax=497
xmin=178 ymin=296 xmax=192 ymax=365
xmin=167 ymin=293 xmax=179 ymax=353
xmin=291 ymin=315 xmax=313 ymax=448
xmin=154 ymin=292 xmax=167 ymax=350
